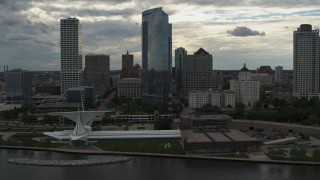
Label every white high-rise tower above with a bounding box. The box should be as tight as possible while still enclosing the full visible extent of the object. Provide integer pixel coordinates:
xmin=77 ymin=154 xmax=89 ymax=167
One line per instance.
xmin=60 ymin=18 xmax=83 ymax=97
xmin=293 ymin=24 xmax=320 ymax=99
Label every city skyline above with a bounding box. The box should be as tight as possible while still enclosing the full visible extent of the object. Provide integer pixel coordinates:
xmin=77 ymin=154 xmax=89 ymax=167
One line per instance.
xmin=0 ymin=0 xmax=319 ymax=71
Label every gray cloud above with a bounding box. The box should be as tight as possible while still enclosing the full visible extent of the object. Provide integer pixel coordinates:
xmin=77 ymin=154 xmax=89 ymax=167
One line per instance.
xmin=0 ymin=0 xmax=316 ymax=71
xmin=226 ymin=26 xmax=265 ymax=36
xmin=40 ymin=6 xmax=137 ymax=18
xmin=173 ymin=0 xmax=320 ymax=7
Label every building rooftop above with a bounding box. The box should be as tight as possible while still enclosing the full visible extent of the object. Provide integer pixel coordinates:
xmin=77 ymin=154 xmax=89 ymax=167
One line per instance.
xmin=194 ymin=48 xmax=209 ymax=55
xmin=37 ymin=102 xmax=81 ymax=109
xmin=207 ymin=132 xmax=231 ymax=142
xmin=182 ymin=129 xmax=259 ymax=143
xmin=224 ymin=129 xmax=258 ymax=141
xmin=182 ymin=130 xmax=211 ymax=143
xmin=240 ymin=63 xmax=250 ymax=72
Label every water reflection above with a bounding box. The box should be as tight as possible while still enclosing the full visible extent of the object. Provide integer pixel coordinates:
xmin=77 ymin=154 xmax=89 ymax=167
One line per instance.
xmin=1 ymin=149 xmax=320 ymax=180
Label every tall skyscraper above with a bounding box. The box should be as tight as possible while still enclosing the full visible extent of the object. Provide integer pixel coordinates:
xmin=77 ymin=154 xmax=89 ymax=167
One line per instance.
xmin=121 ymin=51 xmax=134 ymax=79
xmin=182 ymin=48 xmax=219 ymax=97
xmin=175 ymin=47 xmax=187 ymax=91
xmin=60 ymin=18 xmax=83 ymax=97
xmin=293 ymin=24 xmax=320 ymax=99
xmin=275 ymin=66 xmax=283 ymax=83
xmin=142 ymin=7 xmax=172 ymax=104
xmin=84 ymin=54 xmax=110 ymax=96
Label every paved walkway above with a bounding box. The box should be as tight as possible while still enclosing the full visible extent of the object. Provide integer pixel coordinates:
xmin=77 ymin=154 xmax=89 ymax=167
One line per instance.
xmin=56 ymin=145 xmax=105 ymax=152
xmin=0 ymin=132 xmax=16 ymax=141
xmin=247 ymin=152 xmax=270 ymax=160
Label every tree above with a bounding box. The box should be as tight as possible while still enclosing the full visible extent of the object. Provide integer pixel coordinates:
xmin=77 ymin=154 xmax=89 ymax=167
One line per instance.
xmin=235 ymin=103 xmax=245 ymax=109
xmin=273 ymin=98 xmax=280 ymax=107
xmin=290 ymin=147 xmax=307 ymax=160
xmin=308 ymin=114 xmax=320 ymax=125
xmin=234 ymin=103 xmax=245 ymax=118
xmin=278 ymin=99 xmax=288 ymax=108
xmin=197 ymin=104 xmax=222 ymax=114
xmin=154 ymin=118 xmax=171 ymax=130
xmin=313 ymin=149 xmax=320 ymax=161
xmin=253 ymin=100 xmax=262 ymax=109
xmin=292 ymin=98 xmax=308 ymax=108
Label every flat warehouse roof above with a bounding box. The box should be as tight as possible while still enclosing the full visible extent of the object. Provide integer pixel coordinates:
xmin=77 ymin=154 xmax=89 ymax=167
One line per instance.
xmin=224 ymin=130 xmax=257 ymax=141
xmin=182 ymin=130 xmax=211 ymax=143
xmin=207 ymin=132 xmax=231 ymax=142
xmin=182 ymin=129 xmax=259 ymax=143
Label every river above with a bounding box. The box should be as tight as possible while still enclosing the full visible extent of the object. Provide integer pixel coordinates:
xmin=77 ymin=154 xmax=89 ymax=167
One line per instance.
xmin=0 ymin=149 xmax=319 ymax=180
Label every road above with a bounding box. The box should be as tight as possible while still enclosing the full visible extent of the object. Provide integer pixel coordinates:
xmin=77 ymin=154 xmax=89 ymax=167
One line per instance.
xmin=100 ymin=91 xmax=115 ymax=110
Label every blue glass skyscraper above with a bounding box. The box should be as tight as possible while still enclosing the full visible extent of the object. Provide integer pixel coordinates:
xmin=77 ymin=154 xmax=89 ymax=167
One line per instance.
xmin=142 ymin=7 xmax=172 ymax=104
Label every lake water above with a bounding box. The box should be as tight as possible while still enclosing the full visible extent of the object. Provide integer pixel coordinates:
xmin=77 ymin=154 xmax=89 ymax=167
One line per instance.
xmin=0 ymin=149 xmax=319 ymax=180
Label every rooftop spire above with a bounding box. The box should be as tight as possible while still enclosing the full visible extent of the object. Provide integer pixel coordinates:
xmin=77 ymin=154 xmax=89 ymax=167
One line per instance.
xmin=240 ymin=63 xmax=249 ymax=72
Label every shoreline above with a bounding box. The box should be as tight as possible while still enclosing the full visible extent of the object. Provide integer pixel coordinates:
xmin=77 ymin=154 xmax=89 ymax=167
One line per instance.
xmin=1 ymin=145 xmax=320 ymax=166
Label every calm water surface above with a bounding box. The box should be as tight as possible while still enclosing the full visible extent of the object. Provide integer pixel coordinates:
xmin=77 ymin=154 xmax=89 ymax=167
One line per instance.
xmin=0 ymin=149 xmax=319 ymax=180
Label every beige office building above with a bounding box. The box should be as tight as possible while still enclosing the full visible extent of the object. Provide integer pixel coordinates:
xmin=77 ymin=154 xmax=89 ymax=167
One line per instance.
xmin=230 ymin=64 xmax=260 ymax=107
xmin=117 ymin=78 xmax=142 ymax=99
xmin=188 ymin=89 xmax=235 ymax=109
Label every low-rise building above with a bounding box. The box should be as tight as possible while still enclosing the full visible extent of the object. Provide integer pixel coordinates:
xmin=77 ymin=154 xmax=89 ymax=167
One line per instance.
xmin=111 ymin=114 xmax=173 ymax=124
xmin=117 ymin=78 xmax=142 ymax=99
xmin=35 ymin=102 xmax=81 ymax=114
xmin=66 ymin=86 xmax=94 ymax=109
xmin=180 ymin=110 xmax=232 ymax=130
xmin=188 ymin=89 xmax=235 ymax=109
xmin=182 ymin=129 xmax=260 ymax=153
xmin=34 ymin=84 xmax=61 ymax=95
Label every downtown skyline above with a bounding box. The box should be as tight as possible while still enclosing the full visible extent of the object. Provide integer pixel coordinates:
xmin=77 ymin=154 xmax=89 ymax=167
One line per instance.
xmin=0 ymin=0 xmax=320 ymax=71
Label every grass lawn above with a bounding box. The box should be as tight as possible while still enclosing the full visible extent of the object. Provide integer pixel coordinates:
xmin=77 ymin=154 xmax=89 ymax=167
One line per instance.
xmin=0 ymin=132 xmax=61 ymax=148
xmin=95 ymin=139 xmax=185 ymax=155
xmin=311 ymin=134 xmax=320 ymax=140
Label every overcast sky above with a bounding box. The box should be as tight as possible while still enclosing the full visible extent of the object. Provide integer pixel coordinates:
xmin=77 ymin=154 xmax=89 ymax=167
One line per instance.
xmin=0 ymin=0 xmax=319 ymax=71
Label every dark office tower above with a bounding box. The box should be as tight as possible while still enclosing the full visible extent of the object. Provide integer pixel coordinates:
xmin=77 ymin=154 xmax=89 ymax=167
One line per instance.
xmin=175 ymin=47 xmax=187 ymax=91
xmin=5 ymin=68 xmax=32 ymax=104
xmin=256 ymin=66 xmax=273 ymax=75
xmin=85 ymin=54 xmax=110 ymax=96
xmin=60 ymin=18 xmax=83 ymax=98
xmin=142 ymin=7 xmax=172 ymax=104
xmin=121 ymin=51 xmax=134 ymax=79
xmin=293 ymin=24 xmax=320 ymax=99
xmin=182 ymin=48 xmax=219 ymax=97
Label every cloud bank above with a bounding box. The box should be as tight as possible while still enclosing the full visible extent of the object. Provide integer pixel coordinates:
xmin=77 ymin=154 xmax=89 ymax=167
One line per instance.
xmin=227 ymin=26 xmax=266 ymax=36
xmin=0 ymin=0 xmax=319 ymax=71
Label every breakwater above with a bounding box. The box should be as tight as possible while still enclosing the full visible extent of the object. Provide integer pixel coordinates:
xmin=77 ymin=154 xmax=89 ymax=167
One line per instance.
xmin=8 ymin=156 xmax=130 ymax=166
